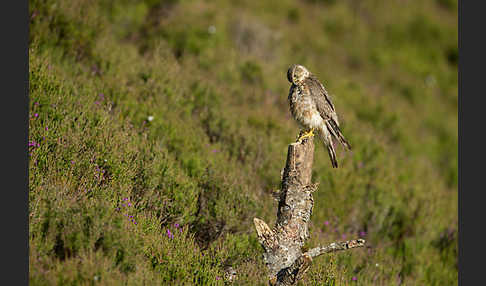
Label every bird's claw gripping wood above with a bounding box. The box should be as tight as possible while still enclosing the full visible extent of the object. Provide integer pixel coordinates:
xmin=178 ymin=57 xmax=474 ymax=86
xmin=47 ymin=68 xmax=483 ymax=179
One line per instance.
xmin=297 ymin=128 xmax=315 ymax=143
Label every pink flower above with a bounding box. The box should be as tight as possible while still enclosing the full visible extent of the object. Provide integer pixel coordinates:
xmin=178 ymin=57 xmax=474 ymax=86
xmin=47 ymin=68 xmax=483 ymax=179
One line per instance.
xmin=167 ymin=229 xmax=174 ymax=239
xmin=324 ymin=221 xmax=329 ymax=226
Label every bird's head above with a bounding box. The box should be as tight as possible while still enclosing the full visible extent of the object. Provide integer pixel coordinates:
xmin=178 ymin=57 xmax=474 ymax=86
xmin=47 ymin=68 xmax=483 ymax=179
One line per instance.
xmin=287 ymin=64 xmax=310 ymax=84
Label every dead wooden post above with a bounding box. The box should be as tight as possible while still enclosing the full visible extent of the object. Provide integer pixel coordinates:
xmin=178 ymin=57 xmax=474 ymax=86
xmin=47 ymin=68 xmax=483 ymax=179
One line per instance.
xmin=254 ymin=138 xmax=365 ymax=285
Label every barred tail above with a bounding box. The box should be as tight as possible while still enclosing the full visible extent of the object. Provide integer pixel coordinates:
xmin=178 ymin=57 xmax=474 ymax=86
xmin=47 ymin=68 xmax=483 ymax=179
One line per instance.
xmin=318 ymin=126 xmax=339 ymax=168
xmin=327 ymin=143 xmax=338 ymax=168
xmin=325 ymin=119 xmax=352 ymax=150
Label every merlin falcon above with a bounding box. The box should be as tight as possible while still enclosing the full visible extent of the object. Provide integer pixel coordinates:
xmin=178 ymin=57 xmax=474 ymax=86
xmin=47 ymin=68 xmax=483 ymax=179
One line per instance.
xmin=287 ymin=64 xmax=351 ymax=168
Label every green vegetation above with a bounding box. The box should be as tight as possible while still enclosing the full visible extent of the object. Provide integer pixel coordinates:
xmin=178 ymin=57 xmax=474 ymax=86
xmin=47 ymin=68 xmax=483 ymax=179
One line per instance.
xmin=29 ymin=0 xmax=457 ymax=284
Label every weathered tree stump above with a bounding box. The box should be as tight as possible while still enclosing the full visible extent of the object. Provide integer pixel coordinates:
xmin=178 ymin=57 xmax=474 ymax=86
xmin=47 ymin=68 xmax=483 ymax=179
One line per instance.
xmin=254 ymin=138 xmax=365 ymax=285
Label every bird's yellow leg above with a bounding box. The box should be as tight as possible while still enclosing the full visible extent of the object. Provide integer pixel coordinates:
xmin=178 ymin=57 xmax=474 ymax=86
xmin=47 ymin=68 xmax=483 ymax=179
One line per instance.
xmin=297 ymin=128 xmax=315 ymax=143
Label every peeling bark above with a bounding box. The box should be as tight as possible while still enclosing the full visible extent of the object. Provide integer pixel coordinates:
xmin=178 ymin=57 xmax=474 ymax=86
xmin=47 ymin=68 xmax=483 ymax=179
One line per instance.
xmin=253 ymin=138 xmax=365 ymax=285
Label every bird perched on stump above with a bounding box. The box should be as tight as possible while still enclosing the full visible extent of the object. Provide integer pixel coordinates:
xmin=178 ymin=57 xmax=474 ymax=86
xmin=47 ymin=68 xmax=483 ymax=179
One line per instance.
xmin=287 ymin=64 xmax=351 ymax=168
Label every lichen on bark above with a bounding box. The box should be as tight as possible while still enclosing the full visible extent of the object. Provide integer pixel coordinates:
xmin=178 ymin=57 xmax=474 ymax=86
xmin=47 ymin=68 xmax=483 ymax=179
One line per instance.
xmin=253 ymin=138 xmax=365 ymax=285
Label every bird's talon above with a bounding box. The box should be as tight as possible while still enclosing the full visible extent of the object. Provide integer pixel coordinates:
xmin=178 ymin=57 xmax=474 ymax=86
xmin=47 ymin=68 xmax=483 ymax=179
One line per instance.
xmin=297 ymin=128 xmax=315 ymax=143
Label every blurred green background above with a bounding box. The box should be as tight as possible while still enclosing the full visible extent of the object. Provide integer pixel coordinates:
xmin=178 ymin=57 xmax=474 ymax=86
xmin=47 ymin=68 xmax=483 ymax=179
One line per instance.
xmin=29 ymin=0 xmax=457 ymax=285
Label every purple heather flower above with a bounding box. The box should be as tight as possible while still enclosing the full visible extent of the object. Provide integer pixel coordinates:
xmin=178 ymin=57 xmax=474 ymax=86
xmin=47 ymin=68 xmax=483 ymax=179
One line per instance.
xmin=34 ymin=102 xmax=39 ymax=106
xmin=359 ymin=231 xmax=366 ymax=237
xmin=167 ymin=229 xmax=174 ymax=239
xmin=34 ymin=113 xmax=38 ymax=117
xmin=216 ymin=276 xmax=221 ymax=280
xmin=211 ymin=149 xmax=218 ymax=153
xmin=174 ymin=223 xmax=180 ymax=228
xmin=95 ymin=101 xmax=100 ymax=105
xmin=324 ymin=221 xmax=329 ymax=226
xmin=71 ymin=160 xmax=75 ymax=164
xmin=341 ymin=234 xmax=347 ymax=240
xmin=352 ymin=276 xmax=357 ymax=281
xmin=45 ymin=127 xmax=48 ymax=131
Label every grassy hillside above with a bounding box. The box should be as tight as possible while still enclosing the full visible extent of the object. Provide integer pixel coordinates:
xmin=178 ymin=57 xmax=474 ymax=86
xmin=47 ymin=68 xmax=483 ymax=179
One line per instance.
xmin=29 ymin=0 xmax=457 ymax=285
